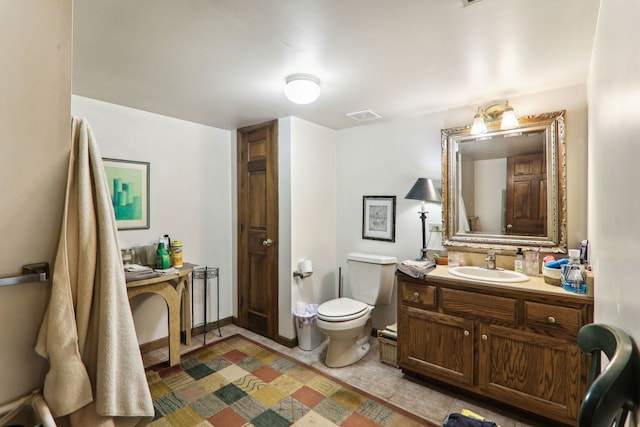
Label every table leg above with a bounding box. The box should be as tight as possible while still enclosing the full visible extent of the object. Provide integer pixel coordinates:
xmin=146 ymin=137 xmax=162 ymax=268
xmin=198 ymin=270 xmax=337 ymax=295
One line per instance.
xmin=127 ymin=281 xmax=182 ymax=366
xmin=182 ymin=275 xmax=191 ymax=346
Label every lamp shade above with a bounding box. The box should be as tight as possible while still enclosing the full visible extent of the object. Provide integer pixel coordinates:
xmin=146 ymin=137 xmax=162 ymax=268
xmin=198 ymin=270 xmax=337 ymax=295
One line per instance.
xmin=284 ymin=73 xmax=321 ymax=104
xmin=470 ymin=106 xmax=487 ymax=135
xmin=404 ymin=178 xmax=442 ymax=203
xmin=500 ymin=101 xmax=519 ymax=129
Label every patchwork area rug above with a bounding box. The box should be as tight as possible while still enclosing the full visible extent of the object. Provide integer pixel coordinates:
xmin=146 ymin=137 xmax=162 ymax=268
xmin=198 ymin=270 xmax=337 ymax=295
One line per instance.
xmin=146 ymin=334 xmax=433 ymax=426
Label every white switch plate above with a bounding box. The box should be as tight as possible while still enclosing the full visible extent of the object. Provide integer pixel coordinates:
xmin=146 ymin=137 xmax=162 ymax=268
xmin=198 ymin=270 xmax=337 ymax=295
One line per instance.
xmin=429 ymin=222 xmax=443 ymax=232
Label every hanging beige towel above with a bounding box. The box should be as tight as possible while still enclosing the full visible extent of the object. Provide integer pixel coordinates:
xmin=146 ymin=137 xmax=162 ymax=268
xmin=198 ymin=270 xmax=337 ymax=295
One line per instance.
xmin=35 ymin=117 xmax=153 ymax=426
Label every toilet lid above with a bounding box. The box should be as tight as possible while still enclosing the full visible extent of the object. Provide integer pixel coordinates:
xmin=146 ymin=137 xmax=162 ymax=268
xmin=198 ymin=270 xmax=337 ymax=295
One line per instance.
xmin=317 ymin=298 xmax=370 ymax=322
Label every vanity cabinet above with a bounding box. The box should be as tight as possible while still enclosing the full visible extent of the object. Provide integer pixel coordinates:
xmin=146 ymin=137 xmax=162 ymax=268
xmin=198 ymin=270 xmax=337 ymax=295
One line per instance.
xmin=397 ymin=272 xmax=593 ymax=426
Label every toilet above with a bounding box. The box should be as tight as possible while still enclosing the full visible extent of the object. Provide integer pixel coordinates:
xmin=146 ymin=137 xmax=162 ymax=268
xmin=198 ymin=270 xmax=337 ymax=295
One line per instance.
xmin=316 ymin=253 xmax=397 ymax=367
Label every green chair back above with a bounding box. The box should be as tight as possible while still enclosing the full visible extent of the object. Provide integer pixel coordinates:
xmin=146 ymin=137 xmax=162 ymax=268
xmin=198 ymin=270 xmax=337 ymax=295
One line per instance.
xmin=578 ymin=323 xmax=637 ymax=427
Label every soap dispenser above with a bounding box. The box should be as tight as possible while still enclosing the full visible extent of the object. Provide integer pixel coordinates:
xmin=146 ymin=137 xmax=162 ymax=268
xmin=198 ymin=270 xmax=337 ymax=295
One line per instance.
xmin=514 ymin=248 xmax=524 ymax=273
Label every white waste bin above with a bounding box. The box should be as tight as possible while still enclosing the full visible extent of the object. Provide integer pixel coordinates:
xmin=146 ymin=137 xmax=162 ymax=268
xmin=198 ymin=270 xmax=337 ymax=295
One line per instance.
xmin=294 ymin=303 xmax=322 ymax=351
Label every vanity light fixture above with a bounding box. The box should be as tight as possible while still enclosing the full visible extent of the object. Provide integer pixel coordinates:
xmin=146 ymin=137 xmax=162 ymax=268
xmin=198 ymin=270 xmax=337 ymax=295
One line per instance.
xmin=499 ymin=100 xmax=519 ymax=130
xmin=405 ymin=178 xmax=442 ymax=261
xmin=284 ymin=73 xmax=321 ymax=104
xmin=471 ymin=107 xmax=488 ymax=134
xmin=469 ymin=100 xmax=520 ymax=135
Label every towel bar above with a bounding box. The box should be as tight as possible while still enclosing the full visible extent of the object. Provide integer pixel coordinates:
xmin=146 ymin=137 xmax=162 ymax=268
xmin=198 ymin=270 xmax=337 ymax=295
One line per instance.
xmin=0 ymin=390 xmax=57 ymax=427
xmin=0 ymin=262 xmax=49 ymax=287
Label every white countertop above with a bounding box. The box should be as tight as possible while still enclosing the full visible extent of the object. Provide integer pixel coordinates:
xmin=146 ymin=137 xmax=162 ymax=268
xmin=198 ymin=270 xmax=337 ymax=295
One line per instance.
xmin=426 ymin=265 xmax=592 ymax=299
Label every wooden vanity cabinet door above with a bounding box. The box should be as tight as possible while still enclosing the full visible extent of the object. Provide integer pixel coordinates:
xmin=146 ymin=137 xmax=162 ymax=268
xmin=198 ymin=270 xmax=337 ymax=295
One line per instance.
xmin=478 ymin=323 xmax=581 ymax=424
xmin=399 ymin=305 xmax=474 ymax=386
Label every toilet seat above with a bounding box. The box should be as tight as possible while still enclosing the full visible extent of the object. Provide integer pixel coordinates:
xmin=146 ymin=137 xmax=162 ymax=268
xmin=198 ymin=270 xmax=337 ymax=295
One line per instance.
xmin=317 ymin=298 xmax=370 ymax=322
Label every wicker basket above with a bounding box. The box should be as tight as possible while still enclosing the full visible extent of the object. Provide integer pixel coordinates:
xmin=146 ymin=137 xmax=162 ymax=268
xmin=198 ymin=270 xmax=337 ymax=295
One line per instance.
xmin=377 ymin=331 xmax=398 ymax=368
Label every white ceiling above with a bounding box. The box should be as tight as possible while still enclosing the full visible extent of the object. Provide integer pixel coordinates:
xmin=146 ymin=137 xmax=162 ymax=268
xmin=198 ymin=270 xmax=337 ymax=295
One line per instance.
xmin=72 ymin=0 xmax=601 ymax=131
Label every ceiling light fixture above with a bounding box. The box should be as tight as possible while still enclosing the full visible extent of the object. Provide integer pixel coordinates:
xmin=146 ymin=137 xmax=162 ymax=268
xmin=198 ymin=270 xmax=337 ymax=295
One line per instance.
xmin=284 ymin=73 xmax=321 ymax=104
xmin=469 ymin=100 xmax=520 ymax=135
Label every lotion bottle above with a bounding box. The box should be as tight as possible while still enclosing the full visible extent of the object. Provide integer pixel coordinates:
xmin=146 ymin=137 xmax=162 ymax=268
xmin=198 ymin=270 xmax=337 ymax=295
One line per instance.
xmin=514 ymin=248 xmax=524 ymax=273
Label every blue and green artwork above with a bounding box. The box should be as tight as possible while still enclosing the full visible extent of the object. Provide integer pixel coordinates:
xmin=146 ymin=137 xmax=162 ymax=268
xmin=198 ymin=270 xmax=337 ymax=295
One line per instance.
xmin=105 ymin=166 xmax=143 ymax=221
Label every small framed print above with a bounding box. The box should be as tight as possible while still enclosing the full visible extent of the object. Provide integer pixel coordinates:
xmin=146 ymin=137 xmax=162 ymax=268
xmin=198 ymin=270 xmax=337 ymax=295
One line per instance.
xmin=103 ymin=158 xmax=150 ymax=230
xmin=362 ymin=196 xmax=396 ymax=242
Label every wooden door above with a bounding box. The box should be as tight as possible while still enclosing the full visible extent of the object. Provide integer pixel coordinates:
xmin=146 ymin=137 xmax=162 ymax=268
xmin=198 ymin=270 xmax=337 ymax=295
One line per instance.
xmin=478 ymin=323 xmax=581 ymax=424
xmin=505 ymin=153 xmax=546 ymax=236
xmin=399 ymin=306 xmax=474 ymax=386
xmin=237 ymin=120 xmax=278 ymax=339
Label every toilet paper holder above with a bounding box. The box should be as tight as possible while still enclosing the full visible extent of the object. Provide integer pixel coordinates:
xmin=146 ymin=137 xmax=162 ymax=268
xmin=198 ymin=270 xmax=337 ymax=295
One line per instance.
xmin=293 ymin=260 xmax=313 ymax=279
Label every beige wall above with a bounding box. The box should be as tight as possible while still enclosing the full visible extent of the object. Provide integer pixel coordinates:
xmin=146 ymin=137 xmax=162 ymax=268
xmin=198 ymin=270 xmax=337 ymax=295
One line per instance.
xmin=0 ymin=1 xmax=72 ymax=404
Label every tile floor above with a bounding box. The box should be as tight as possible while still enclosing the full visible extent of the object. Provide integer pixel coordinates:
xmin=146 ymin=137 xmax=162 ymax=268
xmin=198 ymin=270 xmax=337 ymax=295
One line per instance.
xmin=142 ymin=324 xmax=553 ymax=427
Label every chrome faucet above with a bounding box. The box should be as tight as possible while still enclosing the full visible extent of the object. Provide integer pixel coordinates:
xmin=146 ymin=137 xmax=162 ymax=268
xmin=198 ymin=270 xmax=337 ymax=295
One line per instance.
xmin=485 ymin=250 xmax=497 ymax=270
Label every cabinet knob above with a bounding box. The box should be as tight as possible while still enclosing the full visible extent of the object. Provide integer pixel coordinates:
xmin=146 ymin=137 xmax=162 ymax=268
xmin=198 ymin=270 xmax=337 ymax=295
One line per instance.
xmin=482 ymin=334 xmax=488 ymax=340
xmin=413 ymin=292 xmax=420 ymax=298
xmin=464 ymin=330 xmax=470 ymax=336
xmin=547 ymin=316 xmax=556 ymax=324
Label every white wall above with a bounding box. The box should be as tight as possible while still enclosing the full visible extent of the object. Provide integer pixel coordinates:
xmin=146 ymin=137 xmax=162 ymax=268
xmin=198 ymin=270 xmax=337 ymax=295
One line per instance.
xmin=0 ymin=0 xmax=71 ymax=405
xmin=71 ymin=96 xmax=233 ymax=344
xmin=588 ymin=0 xmax=640 ymax=352
xmin=474 ymin=158 xmax=507 ymax=233
xmin=277 ymin=117 xmax=337 ymax=340
xmin=336 ymin=84 xmax=589 ymax=329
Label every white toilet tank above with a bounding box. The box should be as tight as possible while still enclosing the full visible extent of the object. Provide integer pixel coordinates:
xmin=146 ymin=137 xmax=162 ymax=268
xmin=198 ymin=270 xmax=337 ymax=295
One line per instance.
xmin=347 ymin=253 xmax=397 ymax=305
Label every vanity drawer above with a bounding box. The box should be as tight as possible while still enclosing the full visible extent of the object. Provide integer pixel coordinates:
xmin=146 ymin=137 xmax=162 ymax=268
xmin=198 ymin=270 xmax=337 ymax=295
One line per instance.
xmin=524 ymin=301 xmax=581 ymax=337
xmin=401 ymin=282 xmax=436 ymax=309
xmin=441 ymin=288 xmax=517 ymax=323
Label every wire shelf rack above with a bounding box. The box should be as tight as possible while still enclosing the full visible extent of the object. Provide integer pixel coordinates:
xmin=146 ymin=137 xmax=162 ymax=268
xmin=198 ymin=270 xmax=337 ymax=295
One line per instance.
xmin=191 ymin=266 xmax=221 ymax=344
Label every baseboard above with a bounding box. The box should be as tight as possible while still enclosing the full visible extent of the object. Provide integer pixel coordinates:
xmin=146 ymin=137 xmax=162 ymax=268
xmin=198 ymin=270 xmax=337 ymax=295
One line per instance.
xmin=189 ymin=316 xmax=233 ymax=337
xmin=230 ymin=317 xmax=298 ymax=348
xmin=275 ymin=334 xmax=298 ymax=348
xmin=139 ymin=316 xmax=234 ymax=354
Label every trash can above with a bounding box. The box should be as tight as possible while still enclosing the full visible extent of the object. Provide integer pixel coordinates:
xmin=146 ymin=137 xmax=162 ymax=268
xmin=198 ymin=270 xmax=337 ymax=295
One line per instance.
xmin=294 ymin=303 xmax=322 ymax=351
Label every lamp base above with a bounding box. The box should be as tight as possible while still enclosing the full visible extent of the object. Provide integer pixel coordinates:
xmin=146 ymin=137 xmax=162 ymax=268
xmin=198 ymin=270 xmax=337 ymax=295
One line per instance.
xmin=413 ymin=248 xmax=429 ymax=262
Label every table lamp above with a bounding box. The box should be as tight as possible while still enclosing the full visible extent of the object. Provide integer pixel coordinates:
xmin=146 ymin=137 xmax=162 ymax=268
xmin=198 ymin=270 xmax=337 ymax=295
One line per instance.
xmin=404 ymin=178 xmax=442 ymax=260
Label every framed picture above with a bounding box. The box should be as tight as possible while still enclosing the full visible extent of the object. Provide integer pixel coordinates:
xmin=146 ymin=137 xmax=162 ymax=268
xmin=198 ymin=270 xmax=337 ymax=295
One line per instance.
xmin=103 ymin=158 xmax=150 ymax=230
xmin=362 ymin=196 xmax=396 ymax=242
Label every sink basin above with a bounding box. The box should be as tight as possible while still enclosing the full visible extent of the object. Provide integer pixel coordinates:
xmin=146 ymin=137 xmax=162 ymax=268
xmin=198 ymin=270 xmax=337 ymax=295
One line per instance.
xmin=449 ymin=266 xmax=530 ymax=283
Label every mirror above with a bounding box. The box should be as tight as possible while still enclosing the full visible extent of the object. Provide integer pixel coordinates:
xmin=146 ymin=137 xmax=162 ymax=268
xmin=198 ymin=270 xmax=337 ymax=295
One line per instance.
xmin=441 ymin=111 xmax=566 ymax=252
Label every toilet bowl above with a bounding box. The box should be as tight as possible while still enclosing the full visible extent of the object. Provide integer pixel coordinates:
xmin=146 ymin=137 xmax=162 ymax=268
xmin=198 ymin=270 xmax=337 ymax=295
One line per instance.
xmin=316 ymin=253 xmax=397 ymax=368
xmin=316 ymin=298 xmax=373 ymax=367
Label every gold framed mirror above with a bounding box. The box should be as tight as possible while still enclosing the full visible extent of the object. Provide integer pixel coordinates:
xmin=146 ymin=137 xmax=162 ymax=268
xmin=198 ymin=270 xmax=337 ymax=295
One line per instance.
xmin=441 ymin=111 xmax=566 ymax=253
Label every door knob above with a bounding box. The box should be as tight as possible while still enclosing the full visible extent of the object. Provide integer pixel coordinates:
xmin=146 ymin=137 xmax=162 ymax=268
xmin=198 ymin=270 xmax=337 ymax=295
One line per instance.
xmin=262 ymin=238 xmax=273 ymax=247
xmin=506 ymin=224 xmax=513 ymax=229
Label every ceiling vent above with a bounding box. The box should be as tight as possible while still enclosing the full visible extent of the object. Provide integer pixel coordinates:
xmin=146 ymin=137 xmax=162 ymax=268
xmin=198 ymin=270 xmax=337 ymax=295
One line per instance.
xmin=346 ymin=109 xmax=382 ymax=122
xmin=460 ymin=0 xmax=483 ymax=7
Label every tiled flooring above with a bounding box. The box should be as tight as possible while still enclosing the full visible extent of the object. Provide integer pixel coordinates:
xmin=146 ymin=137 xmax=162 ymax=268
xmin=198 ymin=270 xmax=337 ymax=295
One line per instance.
xmin=142 ymin=324 xmax=548 ymax=427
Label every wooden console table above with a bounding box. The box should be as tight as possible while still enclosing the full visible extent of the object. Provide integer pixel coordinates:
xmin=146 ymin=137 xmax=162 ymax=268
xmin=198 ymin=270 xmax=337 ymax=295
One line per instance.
xmin=126 ymin=263 xmax=196 ymax=366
